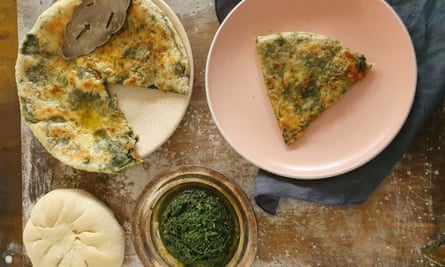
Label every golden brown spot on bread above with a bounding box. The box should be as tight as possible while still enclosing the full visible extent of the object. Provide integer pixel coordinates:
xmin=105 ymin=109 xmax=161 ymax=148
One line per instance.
xmin=50 ymin=85 xmax=62 ymax=96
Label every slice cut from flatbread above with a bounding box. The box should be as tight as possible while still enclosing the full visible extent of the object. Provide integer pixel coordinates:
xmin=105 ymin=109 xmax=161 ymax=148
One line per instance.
xmin=256 ymin=32 xmax=371 ymax=145
xmin=16 ymin=0 xmax=191 ymax=173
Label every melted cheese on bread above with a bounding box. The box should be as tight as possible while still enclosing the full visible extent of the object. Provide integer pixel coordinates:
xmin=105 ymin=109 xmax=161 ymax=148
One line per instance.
xmin=16 ymin=0 xmax=191 ymax=173
xmin=256 ymin=32 xmax=371 ymax=145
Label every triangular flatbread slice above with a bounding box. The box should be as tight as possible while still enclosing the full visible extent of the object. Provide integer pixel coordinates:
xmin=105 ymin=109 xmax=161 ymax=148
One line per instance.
xmin=256 ymin=32 xmax=371 ymax=145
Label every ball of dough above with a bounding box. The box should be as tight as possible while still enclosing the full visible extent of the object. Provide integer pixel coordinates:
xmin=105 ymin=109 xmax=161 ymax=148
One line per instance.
xmin=23 ymin=189 xmax=125 ymax=267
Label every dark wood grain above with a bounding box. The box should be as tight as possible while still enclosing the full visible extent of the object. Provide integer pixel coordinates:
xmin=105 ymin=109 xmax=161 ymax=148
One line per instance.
xmin=0 ymin=0 xmax=22 ymax=266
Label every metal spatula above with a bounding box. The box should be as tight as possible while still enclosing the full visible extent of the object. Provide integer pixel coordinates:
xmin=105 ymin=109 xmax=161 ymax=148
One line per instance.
xmin=61 ymin=0 xmax=131 ymax=59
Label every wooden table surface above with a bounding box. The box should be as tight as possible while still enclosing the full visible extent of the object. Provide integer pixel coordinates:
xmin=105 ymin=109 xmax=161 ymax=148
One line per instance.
xmin=19 ymin=0 xmax=445 ymax=266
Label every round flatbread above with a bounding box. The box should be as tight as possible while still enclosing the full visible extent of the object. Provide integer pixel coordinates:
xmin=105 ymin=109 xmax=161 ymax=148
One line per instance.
xmin=15 ymin=0 xmax=191 ymax=173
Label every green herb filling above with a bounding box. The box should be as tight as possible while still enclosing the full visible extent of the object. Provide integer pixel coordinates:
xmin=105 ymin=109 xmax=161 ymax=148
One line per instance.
xmin=160 ymin=188 xmax=236 ymax=267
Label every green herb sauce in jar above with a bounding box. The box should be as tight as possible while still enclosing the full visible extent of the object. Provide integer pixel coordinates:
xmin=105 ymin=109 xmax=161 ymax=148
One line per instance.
xmin=159 ymin=188 xmax=236 ymax=266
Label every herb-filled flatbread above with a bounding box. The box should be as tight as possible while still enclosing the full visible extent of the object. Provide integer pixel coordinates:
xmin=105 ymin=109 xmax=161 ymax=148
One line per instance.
xmin=256 ymin=32 xmax=371 ymax=145
xmin=16 ymin=0 xmax=191 ymax=173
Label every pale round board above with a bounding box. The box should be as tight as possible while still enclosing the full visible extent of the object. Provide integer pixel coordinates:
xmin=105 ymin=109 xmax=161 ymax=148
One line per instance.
xmin=115 ymin=0 xmax=193 ymax=157
xmin=206 ymin=0 xmax=417 ymax=179
xmin=109 ymin=84 xmax=191 ymax=157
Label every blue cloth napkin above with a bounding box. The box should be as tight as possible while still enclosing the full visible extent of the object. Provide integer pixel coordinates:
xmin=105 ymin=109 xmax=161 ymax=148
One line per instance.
xmin=214 ymin=0 xmax=445 ymax=214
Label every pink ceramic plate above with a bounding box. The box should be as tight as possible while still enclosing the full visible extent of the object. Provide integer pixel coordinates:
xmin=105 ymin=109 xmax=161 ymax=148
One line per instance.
xmin=206 ymin=0 xmax=417 ymax=179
